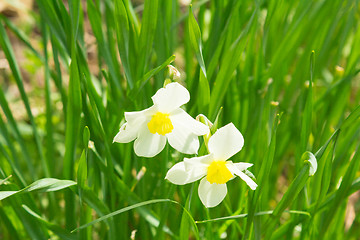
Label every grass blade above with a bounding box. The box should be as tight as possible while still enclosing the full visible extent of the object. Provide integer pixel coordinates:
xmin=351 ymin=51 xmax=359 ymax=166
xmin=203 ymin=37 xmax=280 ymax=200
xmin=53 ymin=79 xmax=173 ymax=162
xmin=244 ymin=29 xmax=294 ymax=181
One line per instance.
xmin=0 ymin=178 xmax=76 ymax=201
xmin=0 ymin=20 xmax=49 ymax=178
xmin=136 ymin=0 xmax=159 ymax=80
xmin=22 ymin=205 xmax=76 ymax=240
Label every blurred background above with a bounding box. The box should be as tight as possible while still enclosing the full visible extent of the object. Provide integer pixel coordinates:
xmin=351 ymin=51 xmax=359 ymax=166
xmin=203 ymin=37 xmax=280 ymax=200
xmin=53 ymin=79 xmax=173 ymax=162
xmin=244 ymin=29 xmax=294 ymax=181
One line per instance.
xmin=1 ymin=0 xmax=360 ymax=239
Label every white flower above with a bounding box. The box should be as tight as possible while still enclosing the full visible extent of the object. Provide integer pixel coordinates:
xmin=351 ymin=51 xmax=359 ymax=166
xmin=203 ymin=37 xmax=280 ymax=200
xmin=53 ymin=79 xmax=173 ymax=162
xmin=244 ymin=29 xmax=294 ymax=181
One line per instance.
xmin=113 ymin=82 xmax=209 ymax=157
xmin=165 ymin=123 xmax=257 ymax=208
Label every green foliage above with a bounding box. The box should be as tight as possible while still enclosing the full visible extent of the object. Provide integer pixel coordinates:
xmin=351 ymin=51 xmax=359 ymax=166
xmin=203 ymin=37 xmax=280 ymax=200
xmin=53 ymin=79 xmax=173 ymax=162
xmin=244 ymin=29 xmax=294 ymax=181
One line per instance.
xmin=1 ymin=0 xmax=360 ymax=239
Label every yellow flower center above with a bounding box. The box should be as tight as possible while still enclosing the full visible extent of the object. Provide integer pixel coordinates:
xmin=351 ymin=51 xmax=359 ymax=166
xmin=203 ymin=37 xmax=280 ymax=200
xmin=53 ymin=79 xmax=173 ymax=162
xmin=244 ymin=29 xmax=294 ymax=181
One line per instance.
xmin=206 ymin=161 xmax=233 ymax=184
xmin=147 ymin=112 xmax=173 ymax=135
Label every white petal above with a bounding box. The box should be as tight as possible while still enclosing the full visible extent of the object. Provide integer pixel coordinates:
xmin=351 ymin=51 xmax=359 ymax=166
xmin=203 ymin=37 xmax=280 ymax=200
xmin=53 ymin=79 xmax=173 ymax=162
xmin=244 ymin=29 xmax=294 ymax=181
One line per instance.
xmin=186 ymin=168 xmax=207 ymax=183
xmin=113 ymin=123 xmax=138 ymax=143
xmin=183 ymin=154 xmax=214 ymax=169
xmin=166 ymin=109 xmax=209 ymax=154
xmin=234 ymin=162 xmax=253 ymax=171
xmin=237 ymin=171 xmax=257 ymax=190
xmin=125 ymin=106 xmax=156 ymax=124
xmin=165 ymin=162 xmax=189 ymax=185
xmin=182 ymin=155 xmax=212 ymax=181
xmin=134 ymin=125 xmax=167 ymax=157
xmin=198 ymin=178 xmax=227 ymax=208
xmin=166 ymin=124 xmax=199 ymax=155
xmin=227 ymin=162 xmax=257 ymax=190
xmin=208 ymin=123 xmax=244 ymax=160
xmin=165 ymin=161 xmax=207 ymax=185
xmin=170 ymin=108 xmax=210 ymax=136
xmin=114 ymin=107 xmax=154 ymax=143
xmin=151 ymin=82 xmax=190 ymax=113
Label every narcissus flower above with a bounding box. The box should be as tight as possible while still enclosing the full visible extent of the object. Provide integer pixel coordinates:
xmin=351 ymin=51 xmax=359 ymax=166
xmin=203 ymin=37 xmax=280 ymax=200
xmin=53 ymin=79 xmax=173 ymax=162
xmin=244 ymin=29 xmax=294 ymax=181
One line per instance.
xmin=113 ymin=82 xmax=209 ymax=157
xmin=165 ymin=123 xmax=257 ymax=208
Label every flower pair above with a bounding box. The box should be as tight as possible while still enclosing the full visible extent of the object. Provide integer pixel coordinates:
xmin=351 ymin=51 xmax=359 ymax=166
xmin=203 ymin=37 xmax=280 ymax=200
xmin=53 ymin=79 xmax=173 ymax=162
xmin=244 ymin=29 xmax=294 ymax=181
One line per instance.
xmin=113 ymin=81 xmax=257 ymax=207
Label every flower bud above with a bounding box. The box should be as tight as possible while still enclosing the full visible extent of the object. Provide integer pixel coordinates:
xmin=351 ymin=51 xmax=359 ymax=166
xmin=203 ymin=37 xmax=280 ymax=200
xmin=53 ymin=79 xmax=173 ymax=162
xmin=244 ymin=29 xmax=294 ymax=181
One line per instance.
xmin=335 ymin=65 xmax=344 ymax=78
xmin=165 ymin=65 xmax=181 ymax=80
xmin=196 ymin=114 xmax=213 ymax=148
xmin=196 ymin=114 xmax=213 ymax=128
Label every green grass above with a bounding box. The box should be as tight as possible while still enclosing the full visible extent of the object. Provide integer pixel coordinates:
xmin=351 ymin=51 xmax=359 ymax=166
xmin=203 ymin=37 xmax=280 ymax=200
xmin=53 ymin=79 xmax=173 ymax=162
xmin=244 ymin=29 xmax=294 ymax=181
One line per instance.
xmin=1 ymin=0 xmax=360 ymax=239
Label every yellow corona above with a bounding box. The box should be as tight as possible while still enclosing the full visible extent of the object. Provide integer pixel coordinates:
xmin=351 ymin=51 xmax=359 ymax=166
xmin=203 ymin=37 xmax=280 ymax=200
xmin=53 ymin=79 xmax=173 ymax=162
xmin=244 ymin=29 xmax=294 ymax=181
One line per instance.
xmin=147 ymin=112 xmax=174 ymax=135
xmin=206 ymin=161 xmax=233 ymax=184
